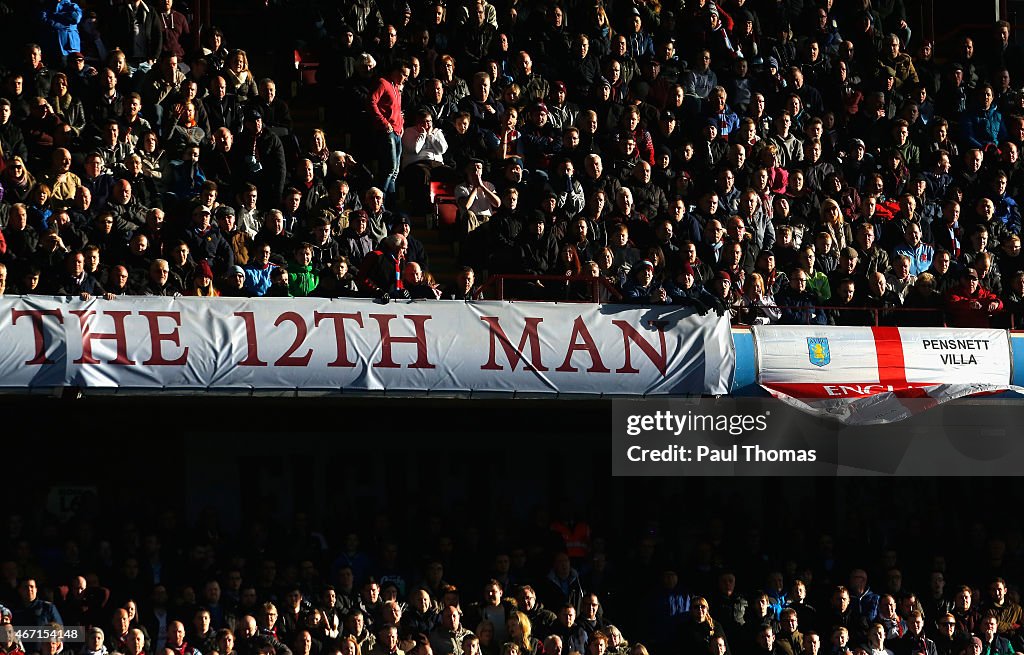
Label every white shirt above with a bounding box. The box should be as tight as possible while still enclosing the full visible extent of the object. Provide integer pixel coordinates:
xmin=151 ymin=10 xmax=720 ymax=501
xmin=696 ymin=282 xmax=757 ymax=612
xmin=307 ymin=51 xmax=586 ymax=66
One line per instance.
xmin=401 ymin=127 xmax=448 ymax=168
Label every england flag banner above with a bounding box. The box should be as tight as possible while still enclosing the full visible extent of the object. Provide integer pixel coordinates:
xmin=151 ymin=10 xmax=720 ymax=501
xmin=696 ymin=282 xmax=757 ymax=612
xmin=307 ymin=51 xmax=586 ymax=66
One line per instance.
xmin=753 ymin=325 xmax=1024 ymax=423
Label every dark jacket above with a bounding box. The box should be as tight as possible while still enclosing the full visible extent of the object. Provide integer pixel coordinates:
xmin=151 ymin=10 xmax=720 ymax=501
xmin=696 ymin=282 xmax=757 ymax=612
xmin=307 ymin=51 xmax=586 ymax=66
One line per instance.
xmin=233 ymin=128 xmax=287 ymax=207
xmin=776 ymin=286 xmax=828 ymax=325
xmin=204 ymin=94 xmax=244 ymax=134
xmin=108 ymin=1 xmax=163 ymax=62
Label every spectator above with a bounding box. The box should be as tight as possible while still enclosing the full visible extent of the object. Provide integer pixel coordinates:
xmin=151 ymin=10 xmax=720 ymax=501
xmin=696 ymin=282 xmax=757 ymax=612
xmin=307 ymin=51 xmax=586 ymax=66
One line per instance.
xmin=945 ymin=267 xmax=1003 ymax=327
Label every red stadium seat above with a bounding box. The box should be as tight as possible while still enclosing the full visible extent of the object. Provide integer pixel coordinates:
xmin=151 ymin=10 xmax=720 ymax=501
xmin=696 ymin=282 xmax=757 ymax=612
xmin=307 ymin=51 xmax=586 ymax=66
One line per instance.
xmin=293 ymin=49 xmax=319 ymax=86
xmin=430 ymin=180 xmax=455 ymax=203
xmin=436 ymin=201 xmax=458 ymax=227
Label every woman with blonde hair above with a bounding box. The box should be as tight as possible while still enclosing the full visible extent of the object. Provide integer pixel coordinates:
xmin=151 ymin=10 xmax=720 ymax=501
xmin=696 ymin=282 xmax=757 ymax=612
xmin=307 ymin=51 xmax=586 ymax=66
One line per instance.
xmin=107 ymin=49 xmax=133 ymax=89
xmin=307 ymin=129 xmax=330 ymax=179
xmin=680 ymin=597 xmax=726 ymax=654
xmin=818 ymin=197 xmax=850 ymax=251
xmin=506 ymin=612 xmax=541 ymax=655
xmin=603 ymin=627 xmax=628 ymax=655
xmin=225 ymin=49 xmax=258 ymax=100
xmin=738 ymin=272 xmax=781 ymax=325
xmin=185 ymin=261 xmax=220 ymax=297
xmin=476 ymin=620 xmax=498 ymax=655
xmin=339 ymin=636 xmax=362 ymax=655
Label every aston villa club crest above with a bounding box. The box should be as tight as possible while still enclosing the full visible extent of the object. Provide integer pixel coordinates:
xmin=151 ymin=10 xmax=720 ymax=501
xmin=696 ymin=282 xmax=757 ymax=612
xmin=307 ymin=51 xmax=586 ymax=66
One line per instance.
xmin=808 ymin=337 xmax=830 ymax=367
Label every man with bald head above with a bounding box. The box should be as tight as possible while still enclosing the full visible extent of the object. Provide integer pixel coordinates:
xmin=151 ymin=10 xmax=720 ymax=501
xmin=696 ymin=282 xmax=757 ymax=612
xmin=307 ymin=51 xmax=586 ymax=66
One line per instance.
xmin=44 ymin=148 xmax=82 ymax=203
xmin=401 ymin=261 xmax=440 ymax=299
xmin=237 ymin=613 xmax=292 ymax=655
xmin=108 ymin=608 xmax=134 ymax=652
xmin=630 ymin=160 xmax=669 ymax=219
xmin=107 ymin=178 xmax=149 ymax=229
xmin=166 ymin=621 xmax=201 ymax=655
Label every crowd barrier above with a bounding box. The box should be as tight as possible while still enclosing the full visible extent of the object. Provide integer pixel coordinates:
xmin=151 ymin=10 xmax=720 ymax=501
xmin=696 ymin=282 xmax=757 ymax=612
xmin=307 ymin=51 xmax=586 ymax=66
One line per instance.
xmin=3 ymin=294 xmax=1023 ymax=422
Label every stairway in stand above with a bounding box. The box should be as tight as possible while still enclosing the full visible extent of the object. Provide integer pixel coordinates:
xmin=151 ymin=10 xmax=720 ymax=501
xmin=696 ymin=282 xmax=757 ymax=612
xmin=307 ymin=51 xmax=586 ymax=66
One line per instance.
xmin=410 ymin=214 xmax=459 ymax=288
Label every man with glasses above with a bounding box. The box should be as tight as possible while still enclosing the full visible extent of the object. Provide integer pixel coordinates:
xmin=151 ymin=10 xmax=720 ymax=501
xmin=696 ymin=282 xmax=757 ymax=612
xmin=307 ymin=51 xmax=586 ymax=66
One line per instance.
xmin=975 ymin=615 xmax=1013 ymax=655
xmin=934 ymin=612 xmax=968 ymax=655
xmin=777 ymin=269 xmax=827 ymax=324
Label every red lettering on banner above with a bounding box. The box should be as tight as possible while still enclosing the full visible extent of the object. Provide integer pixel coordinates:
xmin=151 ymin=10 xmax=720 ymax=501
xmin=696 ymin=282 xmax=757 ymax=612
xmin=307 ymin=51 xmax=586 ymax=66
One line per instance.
xmin=555 ymin=316 xmax=611 ymax=373
xmin=823 ymin=384 xmax=896 ymax=397
xmin=11 ymin=309 xmax=64 ymax=365
xmin=138 ymin=311 xmax=189 ymax=365
xmin=71 ymin=310 xmax=133 ymax=365
xmin=612 ymin=320 xmax=667 ymax=375
xmin=479 ymin=316 xmax=548 ymax=372
xmin=274 ymin=312 xmax=313 ymax=367
xmin=369 ymin=314 xmax=436 ymax=369
xmin=765 ymin=383 xmax=925 ymax=399
xmin=234 ymin=311 xmax=267 ymax=366
xmin=313 ymin=312 xmax=363 ymax=367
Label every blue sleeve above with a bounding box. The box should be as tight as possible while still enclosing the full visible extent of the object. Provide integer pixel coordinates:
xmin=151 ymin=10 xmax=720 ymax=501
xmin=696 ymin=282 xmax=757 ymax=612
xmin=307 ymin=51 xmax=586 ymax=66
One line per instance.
xmin=960 ymin=114 xmax=983 ymax=149
xmin=61 ymin=1 xmax=84 ymax=25
xmin=49 ymin=603 xmax=64 ymax=626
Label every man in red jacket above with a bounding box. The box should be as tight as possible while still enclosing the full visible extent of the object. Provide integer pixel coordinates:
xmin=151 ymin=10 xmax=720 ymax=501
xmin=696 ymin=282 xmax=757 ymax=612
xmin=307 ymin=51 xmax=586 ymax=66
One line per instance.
xmin=945 ymin=267 xmax=1003 ymax=327
xmin=369 ymin=61 xmax=410 ymax=206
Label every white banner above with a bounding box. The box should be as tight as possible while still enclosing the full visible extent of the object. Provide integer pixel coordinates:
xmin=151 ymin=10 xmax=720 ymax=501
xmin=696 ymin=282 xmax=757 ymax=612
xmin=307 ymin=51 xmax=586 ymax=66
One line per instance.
xmin=0 ymin=297 xmax=735 ymax=396
xmin=753 ymin=325 xmax=1023 ymax=423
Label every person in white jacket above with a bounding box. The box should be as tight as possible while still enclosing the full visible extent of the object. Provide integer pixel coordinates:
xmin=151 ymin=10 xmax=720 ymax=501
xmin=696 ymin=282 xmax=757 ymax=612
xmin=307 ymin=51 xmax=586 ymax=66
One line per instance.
xmin=401 ymin=109 xmax=449 ymax=214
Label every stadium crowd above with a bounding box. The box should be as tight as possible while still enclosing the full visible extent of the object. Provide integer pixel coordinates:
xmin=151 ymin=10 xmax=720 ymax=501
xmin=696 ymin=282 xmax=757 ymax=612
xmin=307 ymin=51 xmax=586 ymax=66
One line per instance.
xmin=2 ymin=0 xmax=1024 ymax=324
xmin=2 ymin=506 xmax=1024 ymax=655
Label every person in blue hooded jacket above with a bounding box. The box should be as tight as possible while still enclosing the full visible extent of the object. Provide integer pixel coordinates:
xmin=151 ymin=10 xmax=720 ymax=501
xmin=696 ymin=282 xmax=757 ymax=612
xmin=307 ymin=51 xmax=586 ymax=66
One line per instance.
xmin=960 ymin=84 xmax=1007 ymax=149
xmin=39 ymin=0 xmax=82 ymax=64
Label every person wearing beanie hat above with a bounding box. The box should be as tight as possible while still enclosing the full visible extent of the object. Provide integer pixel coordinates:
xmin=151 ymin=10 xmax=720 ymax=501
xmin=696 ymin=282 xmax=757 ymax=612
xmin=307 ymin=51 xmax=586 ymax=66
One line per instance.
xmin=186 ymin=260 xmax=220 ymax=297
xmin=701 ymin=267 xmax=736 ymax=319
xmin=546 ymin=80 xmax=578 ymax=130
xmin=619 ymin=257 xmax=666 ymax=303
xmin=219 ymin=264 xmax=249 ymax=297
xmin=664 ymin=261 xmax=718 ymax=315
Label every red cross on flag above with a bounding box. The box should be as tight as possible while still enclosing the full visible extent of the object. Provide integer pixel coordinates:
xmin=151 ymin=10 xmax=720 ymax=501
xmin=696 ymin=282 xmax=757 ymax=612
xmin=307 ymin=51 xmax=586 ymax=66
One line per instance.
xmin=754 ymin=326 xmax=1023 ymax=424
